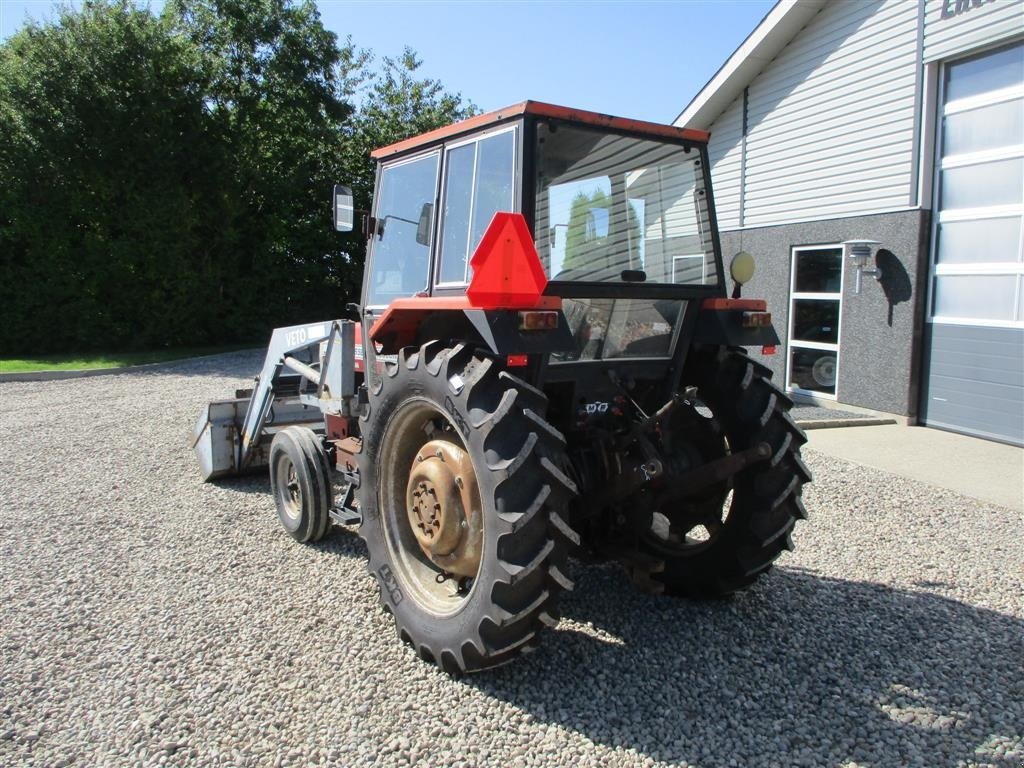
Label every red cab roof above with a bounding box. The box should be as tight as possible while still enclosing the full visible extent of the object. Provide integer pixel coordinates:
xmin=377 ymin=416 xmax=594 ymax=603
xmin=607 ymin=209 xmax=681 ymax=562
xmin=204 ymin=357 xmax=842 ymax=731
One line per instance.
xmin=370 ymin=100 xmax=710 ymax=160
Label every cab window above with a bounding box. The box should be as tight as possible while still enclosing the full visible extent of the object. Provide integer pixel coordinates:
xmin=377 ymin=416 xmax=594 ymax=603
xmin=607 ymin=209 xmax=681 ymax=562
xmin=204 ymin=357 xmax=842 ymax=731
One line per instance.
xmin=437 ymin=128 xmax=516 ymax=285
xmin=365 ymin=152 xmax=440 ymax=308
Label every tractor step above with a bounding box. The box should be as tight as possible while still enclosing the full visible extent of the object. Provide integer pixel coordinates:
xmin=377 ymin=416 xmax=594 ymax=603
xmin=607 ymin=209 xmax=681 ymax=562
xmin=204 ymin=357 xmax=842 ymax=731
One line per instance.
xmin=328 ymin=482 xmax=361 ymax=526
xmin=328 ymin=507 xmax=362 ymax=526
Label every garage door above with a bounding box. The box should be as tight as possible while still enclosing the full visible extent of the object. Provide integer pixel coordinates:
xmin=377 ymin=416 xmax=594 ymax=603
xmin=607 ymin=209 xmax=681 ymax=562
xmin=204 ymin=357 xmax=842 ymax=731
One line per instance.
xmin=922 ymin=42 xmax=1024 ymax=446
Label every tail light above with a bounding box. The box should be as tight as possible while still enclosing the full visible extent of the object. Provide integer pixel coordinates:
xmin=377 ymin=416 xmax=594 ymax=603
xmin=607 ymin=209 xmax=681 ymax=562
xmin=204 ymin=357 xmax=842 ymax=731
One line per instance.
xmin=517 ymin=311 xmax=559 ymax=331
xmin=742 ymin=311 xmax=772 ymax=328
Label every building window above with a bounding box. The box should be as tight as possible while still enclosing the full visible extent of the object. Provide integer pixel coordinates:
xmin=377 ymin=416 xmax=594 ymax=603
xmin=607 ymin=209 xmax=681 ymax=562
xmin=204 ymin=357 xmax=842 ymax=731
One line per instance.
xmin=931 ymin=42 xmax=1024 ymax=327
xmin=787 ymin=245 xmax=844 ymax=398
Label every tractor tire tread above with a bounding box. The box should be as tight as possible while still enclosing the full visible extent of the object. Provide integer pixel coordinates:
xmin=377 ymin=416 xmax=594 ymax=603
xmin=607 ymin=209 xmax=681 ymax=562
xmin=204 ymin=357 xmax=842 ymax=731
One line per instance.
xmin=633 ymin=347 xmax=810 ymax=598
xmin=356 ymin=343 xmax=574 ymax=673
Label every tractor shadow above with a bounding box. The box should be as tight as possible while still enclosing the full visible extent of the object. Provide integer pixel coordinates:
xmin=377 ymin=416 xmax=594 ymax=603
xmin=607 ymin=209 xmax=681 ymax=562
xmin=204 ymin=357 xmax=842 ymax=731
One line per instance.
xmin=467 ymin=565 xmax=1024 ymax=767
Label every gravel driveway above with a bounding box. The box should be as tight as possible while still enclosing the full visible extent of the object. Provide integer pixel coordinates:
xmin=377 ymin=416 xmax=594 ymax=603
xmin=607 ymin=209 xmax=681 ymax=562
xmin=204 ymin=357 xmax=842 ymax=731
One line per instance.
xmin=2 ymin=351 xmax=1021 ymax=768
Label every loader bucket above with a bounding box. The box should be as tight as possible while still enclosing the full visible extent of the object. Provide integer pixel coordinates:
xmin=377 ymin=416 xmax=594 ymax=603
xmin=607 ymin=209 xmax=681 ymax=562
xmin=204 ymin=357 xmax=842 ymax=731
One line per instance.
xmin=192 ymin=398 xmax=248 ymax=481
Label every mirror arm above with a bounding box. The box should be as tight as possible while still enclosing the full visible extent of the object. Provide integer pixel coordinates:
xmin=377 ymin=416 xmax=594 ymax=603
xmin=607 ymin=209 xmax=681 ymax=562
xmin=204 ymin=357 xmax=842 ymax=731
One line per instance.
xmin=383 ymin=214 xmax=419 ymax=226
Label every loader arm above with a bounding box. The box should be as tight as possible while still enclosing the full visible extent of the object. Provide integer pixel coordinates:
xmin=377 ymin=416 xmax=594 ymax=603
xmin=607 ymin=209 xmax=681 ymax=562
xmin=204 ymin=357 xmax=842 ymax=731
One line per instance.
xmin=192 ymin=320 xmax=358 ymax=480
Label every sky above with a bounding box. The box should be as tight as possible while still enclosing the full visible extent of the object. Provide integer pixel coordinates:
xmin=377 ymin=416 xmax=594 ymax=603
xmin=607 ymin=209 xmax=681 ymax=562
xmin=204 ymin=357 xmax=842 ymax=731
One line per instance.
xmin=0 ymin=0 xmax=775 ymax=124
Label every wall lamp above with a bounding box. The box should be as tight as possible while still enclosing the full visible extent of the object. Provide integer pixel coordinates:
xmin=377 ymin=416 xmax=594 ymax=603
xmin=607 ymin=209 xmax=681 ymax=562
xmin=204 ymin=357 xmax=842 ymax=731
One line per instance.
xmin=844 ymin=239 xmax=882 ymax=295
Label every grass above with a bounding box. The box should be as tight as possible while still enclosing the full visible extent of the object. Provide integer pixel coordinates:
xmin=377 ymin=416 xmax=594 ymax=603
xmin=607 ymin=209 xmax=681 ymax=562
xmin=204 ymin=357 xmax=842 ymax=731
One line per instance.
xmin=0 ymin=343 xmax=257 ymax=373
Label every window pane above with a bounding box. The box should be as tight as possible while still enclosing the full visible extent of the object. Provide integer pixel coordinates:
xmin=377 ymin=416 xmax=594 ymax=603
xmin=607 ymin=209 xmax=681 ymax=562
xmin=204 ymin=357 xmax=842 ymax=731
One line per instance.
xmin=469 ymin=131 xmax=515 ymax=254
xmin=943 ymin=98 xmax=1024 ymax=156
xmin=937 ymin=217 xmax=1023 ymax=264
xmin=672 ymin=254 xmax=706 ymax=284
xmin=438 ymin=131 xmax=516 ymax=285
xmin=534 ymin=121 xmax=718 ymax=286
xmin=552 ymin=298 xmax=682 ymax=362
xmin=367 ymin=154 xmax=438 ymax=307
xmin=792 ymin=299 xmax=840 ymax=344
xmin=438 ymin=143 xmax=475 ymax=284
xmin=933 ymin=274 xmax=1017 ymax=321
xmin=546 ymin=175 xmax=612 ymax=276
xmin=789 ymin=347 xmax=837 ymax=395
xmin=603 ymin=299 xmax=680 ymax=358
xmin=794 ymin=248 xmax=842 ymax=293
xmin=946 ymin=43 xmax=1024 ymax=103
xmin=941 ymin=158 xmax=1024 ymax=210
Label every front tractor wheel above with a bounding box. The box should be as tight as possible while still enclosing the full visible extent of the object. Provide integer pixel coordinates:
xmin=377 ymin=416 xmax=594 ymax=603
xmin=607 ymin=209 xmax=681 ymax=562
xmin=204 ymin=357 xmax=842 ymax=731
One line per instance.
xmin=356 ymin=343 xmax=578 ymax=673
xmin=630 ymin=347 xmax=811 ymax=598
xmin=269 ymin=426 xmax=332 ymax=543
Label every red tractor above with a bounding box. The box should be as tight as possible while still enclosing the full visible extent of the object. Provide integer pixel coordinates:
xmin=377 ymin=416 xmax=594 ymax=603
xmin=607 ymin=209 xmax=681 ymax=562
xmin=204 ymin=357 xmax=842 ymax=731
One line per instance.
xmin=194 ymin=102 xmax=809 ymax=673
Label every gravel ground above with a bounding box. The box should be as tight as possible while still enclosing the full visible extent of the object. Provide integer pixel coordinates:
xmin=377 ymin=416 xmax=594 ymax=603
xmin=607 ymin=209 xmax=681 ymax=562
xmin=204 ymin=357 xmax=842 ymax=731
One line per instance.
xmin=1 ymin=350 xmax=1022 ymax=768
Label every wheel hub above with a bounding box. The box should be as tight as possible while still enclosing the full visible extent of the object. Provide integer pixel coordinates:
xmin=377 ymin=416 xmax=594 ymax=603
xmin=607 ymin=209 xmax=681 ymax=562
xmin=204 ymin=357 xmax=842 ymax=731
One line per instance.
xmin=406 ymin=439 xmax=482 ymax=578
xmin=279 ymin=459 xmax=301 ymax=521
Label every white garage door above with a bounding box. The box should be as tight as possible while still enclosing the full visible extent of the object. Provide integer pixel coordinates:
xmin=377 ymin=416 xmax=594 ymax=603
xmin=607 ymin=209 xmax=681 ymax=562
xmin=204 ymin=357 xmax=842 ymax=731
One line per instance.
xmin=923 ymin=42 xmax=1024 ymax=446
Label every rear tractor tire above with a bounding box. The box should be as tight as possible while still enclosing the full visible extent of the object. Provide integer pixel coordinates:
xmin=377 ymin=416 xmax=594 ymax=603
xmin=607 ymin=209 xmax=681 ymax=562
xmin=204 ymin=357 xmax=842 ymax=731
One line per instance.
xmin=269 ymin=426 xmax=332 ymax=543
xmin=630 ymin=347 xmax=811 ymax=598
xmin=356 ymin=342 xmax=578 ymax=673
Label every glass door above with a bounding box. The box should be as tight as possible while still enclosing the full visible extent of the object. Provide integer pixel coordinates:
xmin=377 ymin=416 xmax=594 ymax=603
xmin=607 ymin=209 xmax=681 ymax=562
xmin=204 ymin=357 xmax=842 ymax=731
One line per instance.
xmin=787 ymin=245 xmax=844 ymax=398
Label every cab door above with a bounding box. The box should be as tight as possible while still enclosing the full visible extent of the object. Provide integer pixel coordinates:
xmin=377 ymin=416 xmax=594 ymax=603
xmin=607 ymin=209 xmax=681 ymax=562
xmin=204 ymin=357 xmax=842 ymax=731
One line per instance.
xmin=361 ymin=149 xmax=442 ymax=372
xmin=362 ymin=150 xmax=442 ymax=314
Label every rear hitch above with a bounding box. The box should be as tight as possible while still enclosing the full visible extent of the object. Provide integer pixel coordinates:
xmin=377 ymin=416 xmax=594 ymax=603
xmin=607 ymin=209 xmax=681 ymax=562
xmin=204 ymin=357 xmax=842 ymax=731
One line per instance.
xmin=658 ymin=441 xmax=772 ymax=501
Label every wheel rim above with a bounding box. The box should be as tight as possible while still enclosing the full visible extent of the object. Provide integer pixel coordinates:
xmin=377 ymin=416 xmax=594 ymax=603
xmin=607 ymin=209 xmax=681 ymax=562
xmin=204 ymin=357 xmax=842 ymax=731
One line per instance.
xmin=275 ymin=455 xmax=302 ymax=523
xmin=379 ymin=398 xmax=483 ymax=617
xmin=812 ymin=355 xmax=837 ymax=387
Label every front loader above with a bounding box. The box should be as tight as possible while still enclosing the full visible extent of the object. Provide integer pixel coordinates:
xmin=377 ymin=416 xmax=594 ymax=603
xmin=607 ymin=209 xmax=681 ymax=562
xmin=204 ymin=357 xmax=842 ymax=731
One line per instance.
xmin=193 ymin=101 xmax=810 ymax=673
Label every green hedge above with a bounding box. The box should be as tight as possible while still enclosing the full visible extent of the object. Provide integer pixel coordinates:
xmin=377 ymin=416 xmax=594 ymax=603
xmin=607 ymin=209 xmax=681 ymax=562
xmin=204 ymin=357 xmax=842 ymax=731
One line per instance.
xmin=0 ymin=0 xmax=472 ymax=355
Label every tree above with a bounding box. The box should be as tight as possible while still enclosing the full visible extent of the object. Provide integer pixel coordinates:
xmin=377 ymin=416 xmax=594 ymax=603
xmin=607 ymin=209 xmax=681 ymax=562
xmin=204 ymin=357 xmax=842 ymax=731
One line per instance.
xmin=563 ymin=188 xmax=643 ymax=275
xmin=165 ymin=0 xmax=362 ymax=335
xmin=0 ymin=1 xmax=217 ymax=351
xmin=0 ymin=0 xmax=476 ymax=355
xmin=564 ymin=189 xmax=610 ymax=272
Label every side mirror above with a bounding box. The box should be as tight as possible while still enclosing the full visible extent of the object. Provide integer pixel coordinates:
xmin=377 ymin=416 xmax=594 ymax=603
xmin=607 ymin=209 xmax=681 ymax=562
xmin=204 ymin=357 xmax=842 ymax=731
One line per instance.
xmin=333 ymin=184 xmax=354 ymax=232
xmin=415 ymin=202 xmax=433 ymax=246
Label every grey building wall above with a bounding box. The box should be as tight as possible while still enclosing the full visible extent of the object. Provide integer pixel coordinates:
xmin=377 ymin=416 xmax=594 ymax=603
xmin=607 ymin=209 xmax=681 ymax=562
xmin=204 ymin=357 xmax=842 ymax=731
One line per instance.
xmin=923 ymin=0 xmax=1024 ymax=62
xmin=707 ymin=97 xmax=744 ymax=229
xmin=704 ymin=0 xmax=920 ymax=229
xmin=719 ymin=209 xmax=931 ymax=417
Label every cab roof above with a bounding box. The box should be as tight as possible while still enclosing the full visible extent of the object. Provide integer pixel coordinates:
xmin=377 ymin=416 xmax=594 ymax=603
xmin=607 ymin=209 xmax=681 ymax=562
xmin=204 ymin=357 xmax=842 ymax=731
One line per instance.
xmin=370 ymin=100 xmax=710 ymax=160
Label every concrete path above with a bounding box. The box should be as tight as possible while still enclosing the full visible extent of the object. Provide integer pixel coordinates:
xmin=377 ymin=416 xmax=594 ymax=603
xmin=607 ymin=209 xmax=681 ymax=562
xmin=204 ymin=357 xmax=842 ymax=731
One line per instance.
xmin=807 ymin=423 xmax=1024 ymax=512
xmin=792 ymin=403 xmax=896 ymax=430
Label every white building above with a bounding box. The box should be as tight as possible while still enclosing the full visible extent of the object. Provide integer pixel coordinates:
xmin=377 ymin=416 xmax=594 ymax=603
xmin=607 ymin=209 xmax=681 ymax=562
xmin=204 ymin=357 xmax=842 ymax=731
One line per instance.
xmin=678 ymin=0 xmax=1023 ymax=445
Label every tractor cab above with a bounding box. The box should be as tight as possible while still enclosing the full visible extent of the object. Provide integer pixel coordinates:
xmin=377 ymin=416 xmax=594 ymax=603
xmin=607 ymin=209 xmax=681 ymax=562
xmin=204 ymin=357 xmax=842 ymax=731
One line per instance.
xmin=358 ymin=101 xmax=720 ymax=299
xmin=339 ymin=101 xmax=773 ymax=405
